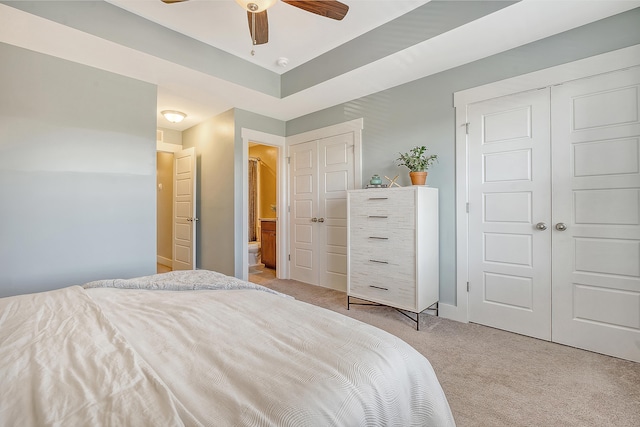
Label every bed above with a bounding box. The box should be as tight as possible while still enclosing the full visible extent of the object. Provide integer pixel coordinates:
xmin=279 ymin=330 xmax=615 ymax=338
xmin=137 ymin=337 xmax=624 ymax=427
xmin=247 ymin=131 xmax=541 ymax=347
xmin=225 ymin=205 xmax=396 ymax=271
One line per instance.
xmin=0 ymin=270 xmax=455 ymax=426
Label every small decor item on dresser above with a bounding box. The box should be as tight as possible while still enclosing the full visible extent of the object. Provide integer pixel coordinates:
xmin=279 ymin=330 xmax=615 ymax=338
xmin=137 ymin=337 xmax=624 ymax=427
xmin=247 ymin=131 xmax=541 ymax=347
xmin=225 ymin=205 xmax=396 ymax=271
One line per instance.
xmin=366 ymin=174 xmax=388 ymax=188
xmin=396 ymin=146 xmax=438 ymax=185
xmin=369 ymin=174 xmax=382 ymax=185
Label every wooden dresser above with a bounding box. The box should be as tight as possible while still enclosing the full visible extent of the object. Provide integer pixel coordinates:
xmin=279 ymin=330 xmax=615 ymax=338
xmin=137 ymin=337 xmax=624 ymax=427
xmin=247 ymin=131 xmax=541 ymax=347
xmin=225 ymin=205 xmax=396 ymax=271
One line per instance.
xmin=347 ymin=187 xmax=439 ymax=328
xmin=260 ymin=219 xmax=277 ymax=269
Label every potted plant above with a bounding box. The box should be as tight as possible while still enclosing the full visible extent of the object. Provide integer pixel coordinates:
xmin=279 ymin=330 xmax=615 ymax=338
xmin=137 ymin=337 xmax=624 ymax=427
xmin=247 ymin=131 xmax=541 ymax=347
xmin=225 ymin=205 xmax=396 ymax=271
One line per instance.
xmin=396 ymin=146 xmax=438 ymax=185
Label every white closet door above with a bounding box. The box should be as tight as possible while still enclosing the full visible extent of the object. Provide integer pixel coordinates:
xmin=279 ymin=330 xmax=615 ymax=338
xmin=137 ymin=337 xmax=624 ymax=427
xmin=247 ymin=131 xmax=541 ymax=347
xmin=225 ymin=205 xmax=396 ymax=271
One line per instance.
xmin=468 ymin=88 xmax=552 ymax=340
xmin=317 ymin=133 xmax=354 ymax=290
xmin=289 ymin=133 xmax=355 ymax=290
xmin=551 ymin=67 xmax=640 ymax=362
xmin=289 ymin=140 xmax=318 ymax=284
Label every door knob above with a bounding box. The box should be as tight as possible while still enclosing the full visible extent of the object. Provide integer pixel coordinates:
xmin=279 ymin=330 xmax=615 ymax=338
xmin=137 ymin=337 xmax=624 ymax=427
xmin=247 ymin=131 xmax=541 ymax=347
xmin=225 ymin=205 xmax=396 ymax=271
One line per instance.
xmin=311 ymin=217 xmax=318 ymax=222
xmin=535 ymin=222 xmax=547 ymax=230
xmin=555 ymin=223 xmax=567 ymax=231
xmin=318 ymin=218 xmax=325 ymax=223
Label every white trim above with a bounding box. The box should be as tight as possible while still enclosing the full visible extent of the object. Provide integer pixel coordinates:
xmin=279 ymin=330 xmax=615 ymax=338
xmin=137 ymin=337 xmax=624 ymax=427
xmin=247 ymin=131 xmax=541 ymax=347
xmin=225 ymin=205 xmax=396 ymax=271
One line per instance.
xmin=156 ymin=141 xmax=182 ymax=153
xmin=157 ymin=255 xmax=172 ymax=268
xmin=240 ymin=128 xmax=287 ymax=281
xmin=454 ymin=45 xmax=640 ymax=107
xmin=288 ymin=118 xmax=363 ymax=145
xmin=450 ymin=44 xmax=640 ymax=323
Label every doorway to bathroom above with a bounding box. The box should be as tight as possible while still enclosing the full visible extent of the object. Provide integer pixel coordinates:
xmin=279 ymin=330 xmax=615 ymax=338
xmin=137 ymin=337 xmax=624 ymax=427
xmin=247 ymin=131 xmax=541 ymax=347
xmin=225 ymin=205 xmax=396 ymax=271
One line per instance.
xmin=248 ymin=142 xmax=278 ymax=284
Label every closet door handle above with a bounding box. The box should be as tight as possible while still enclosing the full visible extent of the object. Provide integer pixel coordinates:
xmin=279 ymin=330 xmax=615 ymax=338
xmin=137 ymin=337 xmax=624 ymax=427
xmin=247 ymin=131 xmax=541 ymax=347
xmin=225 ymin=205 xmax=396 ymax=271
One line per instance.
xmin=555 ymin=223 xmax=567 ymax=231
xmin=311 ymin=217 xmax=318 ymax=222
xmin=318 ymin=218 xmax=325 ymax=223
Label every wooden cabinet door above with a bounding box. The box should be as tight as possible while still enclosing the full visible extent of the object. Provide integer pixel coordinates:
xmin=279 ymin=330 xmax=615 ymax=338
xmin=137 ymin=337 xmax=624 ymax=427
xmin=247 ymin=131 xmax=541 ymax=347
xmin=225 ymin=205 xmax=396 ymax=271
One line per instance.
xmin=261 ymin=221 xmax=277 ymax=269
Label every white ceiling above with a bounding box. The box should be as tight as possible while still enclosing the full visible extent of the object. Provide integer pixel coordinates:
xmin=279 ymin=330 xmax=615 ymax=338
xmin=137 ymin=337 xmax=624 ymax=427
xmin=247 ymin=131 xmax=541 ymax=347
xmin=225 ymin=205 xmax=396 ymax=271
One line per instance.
xmin=107 ymin=0 xmax=431 ymax=74
xmin=1 ymin=0 xmax=639 ymax=131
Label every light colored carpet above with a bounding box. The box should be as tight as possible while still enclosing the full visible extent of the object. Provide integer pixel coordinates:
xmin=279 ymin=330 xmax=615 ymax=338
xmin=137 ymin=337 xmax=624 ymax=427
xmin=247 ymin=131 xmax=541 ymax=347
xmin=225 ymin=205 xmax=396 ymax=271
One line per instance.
xmin=250 ymin=275 xmax=640 ymax=427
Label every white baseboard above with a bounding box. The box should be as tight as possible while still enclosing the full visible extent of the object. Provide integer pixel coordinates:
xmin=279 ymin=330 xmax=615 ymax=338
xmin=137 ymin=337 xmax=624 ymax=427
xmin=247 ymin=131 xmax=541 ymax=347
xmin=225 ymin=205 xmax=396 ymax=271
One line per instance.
xmin=157 ymin=256 xmax=172 ymax=268
xmin=438 ymin=303 xmax=468 ymax=323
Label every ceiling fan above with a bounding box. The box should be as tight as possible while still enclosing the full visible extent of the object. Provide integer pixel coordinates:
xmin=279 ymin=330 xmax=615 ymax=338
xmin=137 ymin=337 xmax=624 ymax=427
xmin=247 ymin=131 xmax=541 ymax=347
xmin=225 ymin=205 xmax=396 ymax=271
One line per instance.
xmin=161 ymin=0 xmax=349 ymax=46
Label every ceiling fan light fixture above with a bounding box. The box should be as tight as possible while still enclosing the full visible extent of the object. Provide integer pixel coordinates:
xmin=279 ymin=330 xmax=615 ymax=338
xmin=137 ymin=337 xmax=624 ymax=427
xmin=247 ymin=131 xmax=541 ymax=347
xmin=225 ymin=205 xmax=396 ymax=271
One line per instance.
xmin=235 ymin=0 xmax=277 ymax=13
xmin=161 ymin=110 xmax=187 ymax=123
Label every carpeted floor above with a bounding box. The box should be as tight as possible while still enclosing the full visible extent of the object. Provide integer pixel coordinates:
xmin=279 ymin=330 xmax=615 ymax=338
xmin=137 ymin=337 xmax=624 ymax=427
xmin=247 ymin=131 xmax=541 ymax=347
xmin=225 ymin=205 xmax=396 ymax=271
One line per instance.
xmin=250 ymin=273 xmax=640 ymax=427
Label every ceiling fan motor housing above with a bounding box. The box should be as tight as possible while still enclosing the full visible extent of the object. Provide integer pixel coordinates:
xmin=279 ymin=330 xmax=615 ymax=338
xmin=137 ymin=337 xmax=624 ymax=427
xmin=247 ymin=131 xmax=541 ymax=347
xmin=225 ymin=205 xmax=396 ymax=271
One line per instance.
xmin=236 ymin=0 xmax=277 ymax=13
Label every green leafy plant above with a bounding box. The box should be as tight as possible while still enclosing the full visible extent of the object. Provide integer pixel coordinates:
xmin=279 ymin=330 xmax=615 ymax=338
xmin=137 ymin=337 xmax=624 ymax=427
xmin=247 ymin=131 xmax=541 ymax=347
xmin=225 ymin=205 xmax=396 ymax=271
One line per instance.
xmin=396 ymin=146 xmax=438 ymax=172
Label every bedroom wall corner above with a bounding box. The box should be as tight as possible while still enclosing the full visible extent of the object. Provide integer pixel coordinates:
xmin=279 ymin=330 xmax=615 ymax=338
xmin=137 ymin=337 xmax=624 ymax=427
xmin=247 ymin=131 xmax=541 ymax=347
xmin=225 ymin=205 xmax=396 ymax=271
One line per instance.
xmin=232 ymin=109 xmax=286 ymax=279
xmin=0 ymin=43 xmax=157 ymax=298
xmin=182 ymin=109 xmax=237 ymax=276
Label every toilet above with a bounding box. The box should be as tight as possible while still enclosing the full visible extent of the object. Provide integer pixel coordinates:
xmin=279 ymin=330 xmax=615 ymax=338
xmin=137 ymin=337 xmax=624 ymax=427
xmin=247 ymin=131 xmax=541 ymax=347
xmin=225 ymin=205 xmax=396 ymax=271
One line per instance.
xmin=248 ymin=241 xmax=262 ymax=268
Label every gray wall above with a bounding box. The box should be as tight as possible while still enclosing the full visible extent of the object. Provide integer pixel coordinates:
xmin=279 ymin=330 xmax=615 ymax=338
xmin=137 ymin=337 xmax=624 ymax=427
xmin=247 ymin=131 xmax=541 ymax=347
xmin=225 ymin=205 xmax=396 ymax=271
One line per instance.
xmin=183 ymin=109 xmax=237 ymax=276
xmin=0 ymin=43 xmax=158 ymax=297
xmin=183 ymin=108 xmax=285 ymax=277
xmin=233 ymin=109 xmax=286 ymax=277
xmin=286 ymin=9 xmax=640 ymax=305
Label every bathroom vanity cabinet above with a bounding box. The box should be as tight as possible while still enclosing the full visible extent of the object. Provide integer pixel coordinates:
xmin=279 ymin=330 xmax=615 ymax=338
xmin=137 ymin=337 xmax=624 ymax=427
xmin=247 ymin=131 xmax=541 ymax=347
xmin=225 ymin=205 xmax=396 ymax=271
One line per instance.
xmin=260 ymin=219 xmax=276 ymax=269
xmin=347 ymin=187 xmax=439 ymax=329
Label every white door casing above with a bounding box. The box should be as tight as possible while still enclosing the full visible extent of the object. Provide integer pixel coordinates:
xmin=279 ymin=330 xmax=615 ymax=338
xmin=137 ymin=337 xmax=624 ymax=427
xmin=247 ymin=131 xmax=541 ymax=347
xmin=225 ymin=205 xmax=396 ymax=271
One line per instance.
xmin=467 ymin=88 xmax=552 ymax=340
xmin=173 ymin=147 xmax=196 ymax=270
xmin=551 ymin=67 xmax=640 ymax=362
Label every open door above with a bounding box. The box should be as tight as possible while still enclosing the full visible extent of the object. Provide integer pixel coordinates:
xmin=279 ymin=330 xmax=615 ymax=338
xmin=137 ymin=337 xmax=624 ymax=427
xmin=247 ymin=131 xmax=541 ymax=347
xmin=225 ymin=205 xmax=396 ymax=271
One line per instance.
xmin=173 ymin=147 xmax=197 ymax=270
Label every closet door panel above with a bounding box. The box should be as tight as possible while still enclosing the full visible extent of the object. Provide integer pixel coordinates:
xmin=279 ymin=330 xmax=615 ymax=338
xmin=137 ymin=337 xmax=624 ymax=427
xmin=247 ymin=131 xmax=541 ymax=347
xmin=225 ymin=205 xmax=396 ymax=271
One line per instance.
xmin=467 ymin=88 xmax=552 ymax=341
xmin=551 ymin=66 xmax=640 ymax=363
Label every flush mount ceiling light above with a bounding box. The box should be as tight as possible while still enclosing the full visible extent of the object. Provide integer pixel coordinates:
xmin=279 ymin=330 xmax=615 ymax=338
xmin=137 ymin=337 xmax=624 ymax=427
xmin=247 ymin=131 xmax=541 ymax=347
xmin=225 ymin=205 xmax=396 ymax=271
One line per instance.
xmin=161 ymin=110 xmax=186 ymax=123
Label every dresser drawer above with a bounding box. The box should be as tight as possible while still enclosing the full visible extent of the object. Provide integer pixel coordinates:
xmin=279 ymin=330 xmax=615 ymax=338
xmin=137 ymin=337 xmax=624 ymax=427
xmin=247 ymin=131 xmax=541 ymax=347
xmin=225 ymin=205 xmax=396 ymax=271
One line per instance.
xmin=349 ymin=190 xmax=415 ymax=229
xmin=350 ymin=250 xmax=416 ymax=281
xmin=349 ymin=226 xmax=414 ymax=249
xmin=349 ymin=260 xmax=417 ymax=310
xmin=349 ymin=235 xmax=416 ymax=267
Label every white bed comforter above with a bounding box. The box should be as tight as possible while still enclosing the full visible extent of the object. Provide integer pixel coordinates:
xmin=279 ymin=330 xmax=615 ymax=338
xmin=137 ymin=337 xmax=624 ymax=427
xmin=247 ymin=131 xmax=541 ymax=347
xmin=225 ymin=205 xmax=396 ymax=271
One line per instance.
xmin=1 ymin=270 xmax=455 ymax=426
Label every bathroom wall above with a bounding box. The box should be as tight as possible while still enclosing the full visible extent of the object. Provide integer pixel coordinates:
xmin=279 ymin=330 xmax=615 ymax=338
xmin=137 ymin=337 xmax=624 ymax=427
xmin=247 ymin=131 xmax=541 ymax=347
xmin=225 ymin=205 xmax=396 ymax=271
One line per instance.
xmin=248 ymin=144 xmax=277 ymax=220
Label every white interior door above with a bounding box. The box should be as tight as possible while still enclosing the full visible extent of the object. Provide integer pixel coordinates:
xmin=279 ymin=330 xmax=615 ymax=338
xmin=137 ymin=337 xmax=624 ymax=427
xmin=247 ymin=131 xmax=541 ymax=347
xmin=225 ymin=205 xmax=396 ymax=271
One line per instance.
xmin=551 ymin=67 xmax=640 ymax=362
xmin=173 ymin=147 xmax=196 ymax=270
xmin=317 ymin=134 xmax=354 ymax=290
xmin=468 ymin=88 xmax=552 ymax=340
xmin=289 ymin=133 xmax=355 ymax=291
xmin=289 ymin=140 xmax=318 ymax=284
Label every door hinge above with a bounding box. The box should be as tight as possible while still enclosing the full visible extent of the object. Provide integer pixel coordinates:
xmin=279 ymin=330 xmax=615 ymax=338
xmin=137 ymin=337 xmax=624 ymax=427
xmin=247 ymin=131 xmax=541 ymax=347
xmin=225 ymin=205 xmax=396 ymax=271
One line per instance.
xmin=288 ymin=254 xmax=291 ymax=261
xmin=465 ymin=122 xmax=469 ymax=134
xmin=466 ymin=202 xmax=469 ymax=213
xmin=287 ymin=156 xmax=290 ymax=164
xmin=467 ymin=281 xmax=470 ymax=292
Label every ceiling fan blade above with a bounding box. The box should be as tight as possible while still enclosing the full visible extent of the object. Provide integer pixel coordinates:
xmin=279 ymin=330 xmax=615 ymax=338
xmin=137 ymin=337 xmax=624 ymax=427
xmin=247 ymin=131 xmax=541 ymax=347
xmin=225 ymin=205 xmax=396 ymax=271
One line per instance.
xmin=247 ymin=10 xmax=269 ymax=45
xmin=282 ymin=1 xmax=349 ymax=20
xmin=161 ymin=0 xmax=188 ymax=4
